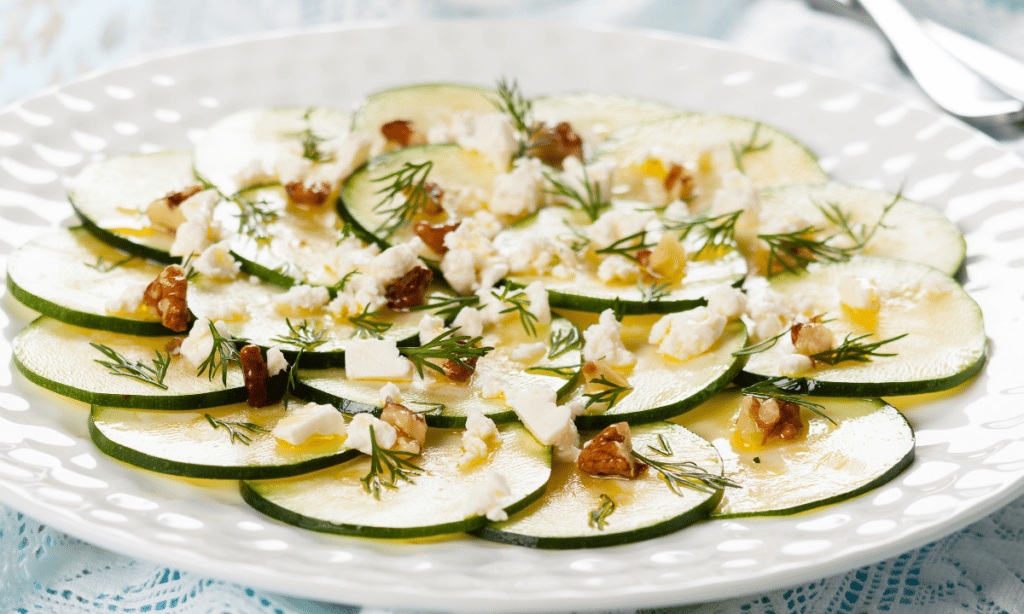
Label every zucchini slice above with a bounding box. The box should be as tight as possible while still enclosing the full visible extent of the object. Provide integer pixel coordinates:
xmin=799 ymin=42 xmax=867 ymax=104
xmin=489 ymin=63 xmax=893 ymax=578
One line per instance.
xmin=340 ymin=143 xmax=500 ymax=248
xmin=758 ymin=182 xmax=966 ymax=275
xmin=493 ymin=203 xmax=747 ymax=315
xmin=350 ymin=82 xmax=499 ymax=154
xmin=294 ymin=316 xmax=583 ymax=428
xmin=740 ymin=256 xmax=986 ymax=396
xmin=531 ymin=92 xmax=681 ymax=154
xmin=595 ymin=113 xmax=827 ymax=210
xmin=67 ymin=151 xmax=197 ymax=262
xmin=90 ymin=402 xmax=358 ymax=479
xmin=572 ymin=319 xmax=748 ymax=430
xmin=241 ymin=423 xmax=550 ymax=539
xmin=187 ymin=274 xmax=433 ymax=368
xmin=6 ymin=228 xmax=172 ymax=335
xmin=13 ymin=317 xmax=246 ymax=409
xmin=675 ymin=390 xmax=914 ymax=517
xmin=473 ymin=422 xmax=723 ymax=549
xmin=193 ymin=106 xmax=352 ymax=195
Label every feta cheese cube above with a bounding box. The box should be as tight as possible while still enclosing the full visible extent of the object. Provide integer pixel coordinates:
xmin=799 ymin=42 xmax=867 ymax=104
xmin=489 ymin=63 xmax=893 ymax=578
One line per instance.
xmin=345 ymin=412 xmax=398 ymax=454
xmin=648 ymin=306 xmax=727 ymax=362
xmin=179 ymin=318 xmax=230 ymax=370
xmin=345 ymin=338 xmax=414 ymax=381
xmin=272 ymin=402 xmax=347 ymax=446
xmin=582 ymin=309 xmax=636 ymax=368
xmin=506 ymin=384 xmax=571 ymax=446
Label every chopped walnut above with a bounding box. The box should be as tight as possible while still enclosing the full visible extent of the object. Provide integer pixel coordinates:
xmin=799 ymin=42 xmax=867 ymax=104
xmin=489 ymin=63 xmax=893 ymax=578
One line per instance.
xmin=791 ymin=322 xmax=835 ymax=358
xmin=384 ymin=266 xmax=433 ymax=311
xmin=737 ymin=395 xmax=804 ymax=445
xmin=239 ymin=345 xmax=271 ymax=408
xmin=380 ymin=399 xmax=427 ymax=454
xmin=413 ymin=220 xmax=460 ymax=254
xmin=577 ymin=422 xmax=647 ymax=479
xmin=143 ymin=265 xmax=190 ymax=332
xmin=381 ymin=119 xmax=425 ymax=148
xmin=581 ymin=360 xmax=632 ymax=410
xmin=285 ymin=180 xmax=332 ymax=208
xmin=663 ymin=163 xmax=694 ymax=200
xmin=442 ymin=353 xmax=478 ymax=383
xmin=526 ymin=121 xmax=583 ymax=169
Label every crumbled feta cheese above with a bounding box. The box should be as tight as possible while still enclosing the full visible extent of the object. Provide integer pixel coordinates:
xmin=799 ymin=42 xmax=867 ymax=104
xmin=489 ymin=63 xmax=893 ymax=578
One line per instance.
xmin=378 ymin=382 xmax=403 ymax=405
xmin=552 ymin=419 xmax=580 ymax=464
xmin=582 ymin=309 xmax=636 ymax=367
xmin=440 ymin=248 xmax=479 ymax=295
xmin=192 ymin=240 xmax=241 ymax=280
xmin=311 ymin=132 xmax=371 ymax=185
xmin=345 ymin=412 xmax=398 ymax=454
xmin=105 ymin=284 xmax=146 ymax=315
xmin=559 ymin=156 xmax=615 ymax=208
xmin=179 ymin=318 xmax=230 ymax=370
xmin=465 ymin=471 xmax=512 ymax=521
xmin=458 ymin=407 xmax=501 ymax=468
xmin=587 ymin=208 xmax=656 ymax=251
xmin=272 ymin=402 xmax=346 ymax=446
xmin=272 ymin=284 xmax=331 ymax=316
xmin=202 ymin=297 xmax=249 ymax=323
xmin=266 ymin=347 xmax=288 ymax=377
xmin=441 ymin=184 xmax=488 ymax=219
xmin=597 ymin=254 xmax=641 ymax=283
xmin=169 ymin=189 xmax=223 ymax=258
xmin=506 ymin=384 xmax=572 ymax=446
xmin=345 ymin=338 xmax=414 ymax=381
xmin=370 ymin=243 xmax=423 ymax=284
xmin=511 ymin=342 xmax=547 ymax=363
xmin=523 ymin=281 xmax=551 ymax=326
xmin=440 ymin=218 xmax=509 ymax=294
xmin=706 ymin=284 xmax=748 ymax=320
xmin=507 ymin=235 xmax=559 ymax=276
xmin=837 ymin=274 xmax=880 ymax=311
xmin=452 ymin=306 xmax=485 ymax=338
xmin=457 ymin=112 xmax=518 ymax=171
xmin=325 ymin=274 xmax=386 ymax=317
xmin=649 ymin=306 xmax=727 ymax=362
xmin=744 ymin=277 xmax=791 ymax=341
xmin=478 ymin=372 xmax=507 ymax=399
xmin=489 ymin=157 xmax=544 ymax=217
xmin=418 ymin=313 xmax=447 ymax=346
xmin=233 ymin=159 xmax=276 ymax=190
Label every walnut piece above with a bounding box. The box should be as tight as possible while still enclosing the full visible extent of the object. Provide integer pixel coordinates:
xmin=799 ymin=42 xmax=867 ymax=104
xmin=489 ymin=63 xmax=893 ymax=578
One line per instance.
xmin=737 ymin=395 xmax=804 ymax=445
xmin=663 ymin=163 xmax=694 ymax=201
xmin=143 ymin=264 xmax=190 ymax=332
xmin=791 ymin=322 xmax=836 ymax=357
xmin=239 ymin=345 xmax=271 ymax=408
xmin=526 ymin=121 xmax=583 ymax=169
xmin=442 ymin=352 xmax=478 ymax=383
xmin=413 ymin=220 xmax=460 ymax=254
xmin=384 ymin=266 xmax=433 ymax=311
xmin=381 ymin=119 xmax=425 ymax=148
xmin=380 ymin=399 xmax=428 ymax=454
xmin=285 ymin=180 xmax=332 ymax=208
xmin=577 ymin=422 xmax=647 ymax=479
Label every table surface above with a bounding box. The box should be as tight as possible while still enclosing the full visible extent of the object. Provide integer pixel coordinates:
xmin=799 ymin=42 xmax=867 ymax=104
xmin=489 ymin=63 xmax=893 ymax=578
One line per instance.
xmin=2 ymin=1 xmax=1024 ymax=613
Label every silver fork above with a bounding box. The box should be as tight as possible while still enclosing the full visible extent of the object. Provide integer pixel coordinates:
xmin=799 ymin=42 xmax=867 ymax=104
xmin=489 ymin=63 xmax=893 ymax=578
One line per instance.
xmin=808 ymin=0 xmax=1024 ymax=133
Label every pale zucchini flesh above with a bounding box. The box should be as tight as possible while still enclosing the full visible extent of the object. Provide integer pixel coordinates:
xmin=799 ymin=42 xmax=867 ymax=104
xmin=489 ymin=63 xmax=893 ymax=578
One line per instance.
xmin=67 ymin=151 xmax=197 ymax=262
xmin=6 ymin=228 xmax=171 ymax=335
xmin=675 ymin=390 xmax=914 ymax=517
xmin=531 ymin=92 xmax=681 ymax=156
xmin=294 ymin=317 xmax=583 ymax=428
xmin=14 ymin=317 xmax=246 ymax=409
xmin=473 ymin=422 xmax=723 ymax=549
xmin=741 ymin=256 xmax=987 ymax=395
xmin=90 ymin=402 xmax=358 ymax=479
xmin=241 ymin=423 xmax=550 ymax=539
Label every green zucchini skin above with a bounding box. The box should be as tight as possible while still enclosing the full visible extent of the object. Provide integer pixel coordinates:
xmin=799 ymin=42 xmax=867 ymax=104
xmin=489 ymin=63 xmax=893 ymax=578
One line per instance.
xmin=88 ymin=413 xmax=360 ymax=480
xmin=71 ymin=210 xmax=177 ymax=264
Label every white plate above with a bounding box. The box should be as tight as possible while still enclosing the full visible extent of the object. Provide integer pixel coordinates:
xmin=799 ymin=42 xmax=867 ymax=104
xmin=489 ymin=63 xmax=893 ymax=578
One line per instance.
xmin=1 ymin=21 xmax=1023 ymax=614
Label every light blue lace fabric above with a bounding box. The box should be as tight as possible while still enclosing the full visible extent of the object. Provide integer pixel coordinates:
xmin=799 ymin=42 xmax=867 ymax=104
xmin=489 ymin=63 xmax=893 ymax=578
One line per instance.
xmin=2 ymin=1 xmax=1024 ymax=613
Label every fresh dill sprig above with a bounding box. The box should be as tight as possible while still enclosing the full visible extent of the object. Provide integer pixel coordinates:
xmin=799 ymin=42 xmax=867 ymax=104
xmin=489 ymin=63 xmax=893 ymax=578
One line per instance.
xmin=730 ymin=122 xmax=772 ymax=173
xmin=583 ymin=376 xmax=632 ymax=410
xmin=593 ymin=230 xmax=655 ymax=263
xmin=493 ymin=77 xmax=533 ymax=137
xmin=270 ymin=318 xmax=329 ymax=351
xmin=732 ymin=328 xmax=790 ymax=356
xmin=405 ymin=401 xmax=446 ymax=415
xmin=811 ymin=332 xmax=907 ymax=365
xmin=638 ymin=280 xmax=672 ymax=303
xmin=741 ymin=379 xmax=835 ymax=424
xmin=331 ymin=270 xmax=360 ymax=294
xmin=84 ymin=254 xmax=135 ymax=273
xmin=296 ymin=107 xmax=335 ymax=163
xmin=361 ymin=425 xmax=422 ymax=499
xmin=633 ymin=450 xmax=739 ymax=495
xmin=524 ymin=363 xmax=581 ymax=379
xmin=545 ymin=167 xmax=609 ymax=223
xmin=400 ymin=329 xmax=492 ymax=379
xmin=759 ymin=225 xmax=855 ymax=276
xmin=665 ymin=210 xmax=742 ymax=258
xmin=235 ymin=195 xmax=280 ymax=243
xmin=588 ymin=494 xmax=616 ymax=530
xmin=492 ymin=286 xmax=539 ymax=337
xmin=204 ymin=414 xmax=269 ymax=446
xmin=408 ymin=293 xmax=479 ymax=319
xmin=197 ymin=321 xmax=247 ymax=387
xmin=548 ymin=327 xmax=582 ymax=359
xmin=372 ymin=160 xmax=436 ymax=239
xmin=648 ymin=434 xmax=673 ymax=457
xmin=349 ymin=304 xmax=393 ymax=339
xmin=180 ymin=253 xmax=200 ymax=281
xmin=90 ymin=343 xmax=170 ymax=390
xmin=816 ymin=190 xmax=900 ymax=252
xmin=561 ymin=220 xmax=592 ymax=253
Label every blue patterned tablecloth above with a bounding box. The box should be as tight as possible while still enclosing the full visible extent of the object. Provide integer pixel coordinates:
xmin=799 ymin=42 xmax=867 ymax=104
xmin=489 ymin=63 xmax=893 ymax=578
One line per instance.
xmin=2 ymin=1 xmax=1024 ymax=613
